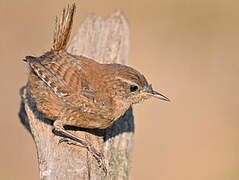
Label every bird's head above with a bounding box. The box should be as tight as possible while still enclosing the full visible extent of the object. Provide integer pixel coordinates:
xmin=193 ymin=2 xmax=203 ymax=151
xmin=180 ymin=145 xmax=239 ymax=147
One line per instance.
xmin=104 ymin=64 xmax=170 ymax=105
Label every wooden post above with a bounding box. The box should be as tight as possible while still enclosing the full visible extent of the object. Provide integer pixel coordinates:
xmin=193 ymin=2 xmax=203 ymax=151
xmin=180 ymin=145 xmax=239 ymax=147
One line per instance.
xmin=19 ymin=11 xmax=134 ymax=180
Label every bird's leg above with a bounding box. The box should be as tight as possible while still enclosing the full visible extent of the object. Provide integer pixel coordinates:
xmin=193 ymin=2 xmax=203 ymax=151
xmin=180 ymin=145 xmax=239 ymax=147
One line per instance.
xmin=53 ymin=120 xmax=107 ymax=174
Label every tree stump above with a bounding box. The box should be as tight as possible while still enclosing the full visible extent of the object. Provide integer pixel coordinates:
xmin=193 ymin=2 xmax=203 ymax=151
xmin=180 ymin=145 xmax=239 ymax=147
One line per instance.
xmin=19 ymin=10 xmax=134 ymax=180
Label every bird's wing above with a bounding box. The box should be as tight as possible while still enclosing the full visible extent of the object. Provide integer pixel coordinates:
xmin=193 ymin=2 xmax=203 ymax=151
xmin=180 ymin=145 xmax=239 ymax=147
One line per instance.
xmin=25 ymin=51 xmax=97 ymax=107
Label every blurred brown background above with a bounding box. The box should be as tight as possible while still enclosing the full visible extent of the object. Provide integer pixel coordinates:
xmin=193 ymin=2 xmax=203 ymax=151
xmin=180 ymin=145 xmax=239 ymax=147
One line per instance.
xmin=1 ymin=0 xmax=239 ymax=179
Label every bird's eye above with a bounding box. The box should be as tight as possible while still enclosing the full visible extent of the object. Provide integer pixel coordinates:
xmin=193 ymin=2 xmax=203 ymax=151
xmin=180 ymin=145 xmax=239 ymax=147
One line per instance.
xmin=129 ymin=85 xmax=138 ymax=92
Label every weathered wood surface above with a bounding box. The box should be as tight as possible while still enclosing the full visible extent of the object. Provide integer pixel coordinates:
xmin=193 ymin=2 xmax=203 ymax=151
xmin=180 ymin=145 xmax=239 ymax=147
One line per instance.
xmin=19 ymin=10 xmax=134 ymax=180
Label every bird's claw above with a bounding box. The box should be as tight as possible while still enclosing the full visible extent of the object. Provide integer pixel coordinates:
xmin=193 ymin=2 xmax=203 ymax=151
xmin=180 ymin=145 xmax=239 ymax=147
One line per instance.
xmin=58 ymin=137 xmax=107 ymax=175
xmin=58 ymin=137 xmax=72 ymax=145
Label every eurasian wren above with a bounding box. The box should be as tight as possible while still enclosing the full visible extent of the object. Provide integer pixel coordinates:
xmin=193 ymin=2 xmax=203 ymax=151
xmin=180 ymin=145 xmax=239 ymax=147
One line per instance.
xmin=24 ymin=4 xmax=169 ymax=172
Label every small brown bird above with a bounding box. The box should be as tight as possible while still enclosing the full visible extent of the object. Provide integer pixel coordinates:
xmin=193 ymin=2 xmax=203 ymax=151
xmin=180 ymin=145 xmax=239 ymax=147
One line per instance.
xmin=24 ymin=4 xmax=169 ymax=171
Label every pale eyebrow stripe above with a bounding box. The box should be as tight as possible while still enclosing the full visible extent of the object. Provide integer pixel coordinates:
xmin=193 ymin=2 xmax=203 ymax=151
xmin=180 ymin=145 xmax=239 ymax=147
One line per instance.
xmin=115 ymin=76 xmax=138 ymax=86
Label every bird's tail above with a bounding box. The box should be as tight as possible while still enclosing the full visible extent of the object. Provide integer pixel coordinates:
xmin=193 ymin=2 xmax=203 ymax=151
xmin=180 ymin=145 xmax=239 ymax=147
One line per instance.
xmin=52 ymin=3 xmax=76 ymax=51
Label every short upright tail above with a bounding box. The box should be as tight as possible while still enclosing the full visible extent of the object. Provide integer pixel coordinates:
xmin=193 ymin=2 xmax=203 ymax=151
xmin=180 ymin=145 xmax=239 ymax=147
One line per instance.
xmin=52 ymin=3 xmax=76 ymax=51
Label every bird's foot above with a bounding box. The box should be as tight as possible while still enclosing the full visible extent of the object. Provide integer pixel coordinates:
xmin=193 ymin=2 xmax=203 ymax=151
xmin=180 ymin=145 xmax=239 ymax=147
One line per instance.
xmin=59 ymin=137 xmax=107 ymax=174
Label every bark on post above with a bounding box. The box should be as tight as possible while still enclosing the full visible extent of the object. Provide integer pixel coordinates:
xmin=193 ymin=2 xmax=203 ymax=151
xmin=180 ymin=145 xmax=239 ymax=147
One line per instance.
xmin=19 ymin=11 xmax=134 ymax=180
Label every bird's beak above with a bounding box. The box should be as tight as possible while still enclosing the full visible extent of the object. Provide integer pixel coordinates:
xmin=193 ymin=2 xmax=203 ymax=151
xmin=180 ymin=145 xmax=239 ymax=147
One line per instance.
xmin=150 ymin=90 xmax=170 ymax=101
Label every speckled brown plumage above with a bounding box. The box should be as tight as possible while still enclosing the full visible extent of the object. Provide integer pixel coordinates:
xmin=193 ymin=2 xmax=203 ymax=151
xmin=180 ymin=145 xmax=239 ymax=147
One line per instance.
xmin=24 ymin=3 xmax=169 ymax=173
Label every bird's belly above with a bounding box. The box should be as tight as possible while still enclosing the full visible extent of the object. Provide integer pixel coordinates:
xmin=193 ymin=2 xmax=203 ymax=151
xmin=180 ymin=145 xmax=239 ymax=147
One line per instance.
xmin=61 ymin=107 xmax=114 ymax=129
